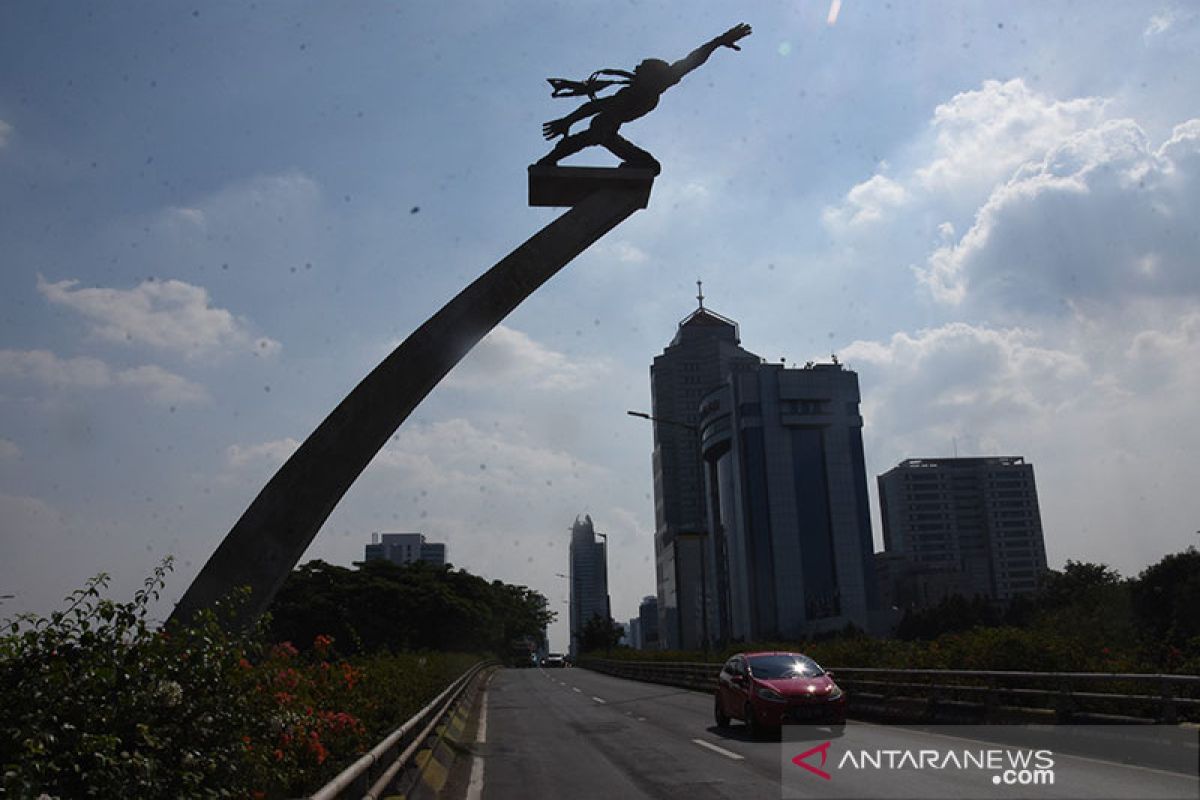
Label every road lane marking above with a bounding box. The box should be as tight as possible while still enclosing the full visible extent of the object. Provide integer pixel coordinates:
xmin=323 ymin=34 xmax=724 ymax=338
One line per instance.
xmin=572 ymin=687 xmax=582 ymax=693
xmin=466 ymin=685 xmax=489 ymax=800
xmin=592 ymin=696 xmax=607 ymax=704
xmin=692 ymin=738 xmax=744 ymax=761
xmin=637 ymin=716 xmax=647 ymax=721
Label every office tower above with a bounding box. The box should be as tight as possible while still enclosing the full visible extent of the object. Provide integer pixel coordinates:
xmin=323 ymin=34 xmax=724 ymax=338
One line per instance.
xmin=650 ymin=289 xmax=760 ymax=649
xmin=364 ymin=532 xmax=448 ymax=567
xmin=698 ymin=360 xmax=880 ymax=640
xmin=877 ymin=457 xmax=1048 ymax=603
xmin=568 ymin=514 xmax=610 ymax=658
xmin=637 ymin=594 xmax=659 ymax=650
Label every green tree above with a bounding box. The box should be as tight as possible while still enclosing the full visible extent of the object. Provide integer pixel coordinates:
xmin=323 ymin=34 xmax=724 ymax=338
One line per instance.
xmin=1130 ymin=546 xmax=1200 ymax=666
xmin=578 ymin=613 xmax=623 ymax=654
xmin=267 ymin=559 xmax=554 ymax=656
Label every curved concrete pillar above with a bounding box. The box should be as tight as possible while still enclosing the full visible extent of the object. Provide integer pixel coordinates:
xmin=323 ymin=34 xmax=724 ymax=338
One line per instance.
xmin=171 ymin=169 xmax=654 ymax=627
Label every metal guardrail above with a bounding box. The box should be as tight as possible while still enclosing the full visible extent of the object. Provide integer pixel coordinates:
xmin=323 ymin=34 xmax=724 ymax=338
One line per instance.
xmin=310 ymin=660 xmax=493 ymax=800
xmin=580 ymin=659 xmax=1200 ymax=724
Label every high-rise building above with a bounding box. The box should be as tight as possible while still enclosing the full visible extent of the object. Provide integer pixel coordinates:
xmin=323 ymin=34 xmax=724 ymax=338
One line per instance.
xmin=364 ymin=532 xmax=447 ymax=567
xmin=698 ymin=360 xmax=880 ymax=640
xmin=637 ymin=595 xmax=659 ymax=650
xmin=877 ymin=457 xmax=1048 ymax=603
xmin=649 ymin=290 xmax=759 ymax=649
xmin=568 ymin=515 xmax=610 ymax=659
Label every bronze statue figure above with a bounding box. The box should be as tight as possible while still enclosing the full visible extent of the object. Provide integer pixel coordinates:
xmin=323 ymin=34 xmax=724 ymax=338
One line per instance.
xmin=536 ymin=23 xmax=752 ymax=173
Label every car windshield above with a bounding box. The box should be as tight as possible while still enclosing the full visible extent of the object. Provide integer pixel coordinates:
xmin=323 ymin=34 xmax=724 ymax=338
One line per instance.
xmin=747 ymin=655 xmax=824 ymax=679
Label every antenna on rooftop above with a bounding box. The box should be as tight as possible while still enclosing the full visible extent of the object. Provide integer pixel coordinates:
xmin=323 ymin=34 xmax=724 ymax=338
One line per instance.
xmin=696 ymin=279 xmax=705 ymax=310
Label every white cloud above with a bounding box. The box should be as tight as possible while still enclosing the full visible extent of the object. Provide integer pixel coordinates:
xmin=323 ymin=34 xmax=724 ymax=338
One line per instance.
xmin=443 ymin=324 xmax=610 ymax=391
xmin=822 ymin=173 xmax=910 ymax=232
xmin=37 ymin=275 xmax=281 ymax=360
xmin=371 ymin=417 xmax=605 ymax=488
xmin=916 ymin=79 xmax=1107 ymax=194
xmin=0 ymin=119 xmax=11 ymax=148
xmin=845 ymin=310 xmax=1200 ymax=572
xmin=225 ymin=437 xmax=300 ymax=468
xmin=845 ymin=322 xmax=1088 ymax=434
xmin=0 ymin=349 xmax=111 ymax=388
xmin=1143 ymin=7 xmax=1195 ymax=39
xmin=0 ymin=348 xmax=209 ymax=406
xmin=115 ymin=365 xmax=211 ymax=407
xmin=916 ymin=116 xmax=1200 ymax=309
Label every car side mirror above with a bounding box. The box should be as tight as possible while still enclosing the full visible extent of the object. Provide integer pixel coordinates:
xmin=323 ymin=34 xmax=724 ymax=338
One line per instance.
xmin=825 ymin=670 xmax=835 ymax=680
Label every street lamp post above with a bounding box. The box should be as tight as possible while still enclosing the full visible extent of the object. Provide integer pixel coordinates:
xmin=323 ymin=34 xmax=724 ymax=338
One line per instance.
xmin=627 ymin=409 xmax=711 ymax=654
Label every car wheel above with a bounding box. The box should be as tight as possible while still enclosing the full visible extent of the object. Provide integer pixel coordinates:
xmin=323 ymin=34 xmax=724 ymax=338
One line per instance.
xmin=714 ymin=695 xmax=730 ymax=728
xmin=743 ymin=703 xmax=761 ymax=739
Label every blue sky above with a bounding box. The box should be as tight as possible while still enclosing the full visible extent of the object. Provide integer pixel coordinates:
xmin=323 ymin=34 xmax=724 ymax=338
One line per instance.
xmin=2 ymin=2 xmax=1198 ymax=651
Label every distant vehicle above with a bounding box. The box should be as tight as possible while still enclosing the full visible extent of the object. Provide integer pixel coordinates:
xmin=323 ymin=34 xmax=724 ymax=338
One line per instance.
xmin=714 ymin=651 xmax=845 ymax=737
xmin=542 ymin=653 xmax=566 ymax=668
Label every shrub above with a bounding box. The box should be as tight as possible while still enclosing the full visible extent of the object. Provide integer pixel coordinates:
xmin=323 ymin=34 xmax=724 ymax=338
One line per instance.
xmin=1 ymin=560 xmax=477 ymax=799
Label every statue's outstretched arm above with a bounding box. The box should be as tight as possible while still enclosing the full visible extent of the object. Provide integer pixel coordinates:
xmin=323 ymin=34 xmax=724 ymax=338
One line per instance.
xmin=669 ymin=23 xmax=752 ymax=84
xmin=542 ymin=99 xmax=606 ymax=140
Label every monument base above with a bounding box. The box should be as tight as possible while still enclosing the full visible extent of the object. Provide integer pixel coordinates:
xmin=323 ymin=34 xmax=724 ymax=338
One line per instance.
xmin=528 ymin=164 xmax=656 ymax=208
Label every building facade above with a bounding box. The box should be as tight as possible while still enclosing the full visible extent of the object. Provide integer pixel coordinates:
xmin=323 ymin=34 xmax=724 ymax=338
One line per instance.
xmin=697 ymin=361 xmax=880 ymax=640
xmin=568 ymin=514 xmax=610 ymax=659
xmin=637 ymin=594 xmax=659 ymax=650
xmin=649 ymin=297 xmax=760 ymax=649
xmin=364 ymin=532 xmax=447 ymax=567
xmin=877 ymin=457 xmax=1048 ymax=603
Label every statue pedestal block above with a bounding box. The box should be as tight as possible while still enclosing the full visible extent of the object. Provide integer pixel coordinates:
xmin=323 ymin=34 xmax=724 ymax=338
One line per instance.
xmin=528 ymin=164 xmax=655 ymax=208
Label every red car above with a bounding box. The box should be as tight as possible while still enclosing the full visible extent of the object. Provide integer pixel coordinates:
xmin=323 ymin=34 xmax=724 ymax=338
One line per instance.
xmin=714 ymin=651 xmax=846 ymax=737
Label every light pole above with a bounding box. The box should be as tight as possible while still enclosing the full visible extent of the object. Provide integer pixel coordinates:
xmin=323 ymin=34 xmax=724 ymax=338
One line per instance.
xmin=627 ymin=409 xmax=711 ymax=654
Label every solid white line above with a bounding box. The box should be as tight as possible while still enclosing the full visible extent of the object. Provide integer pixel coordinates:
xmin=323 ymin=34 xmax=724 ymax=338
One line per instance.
xmin=476 ymin=687 xmax=489 ymax=743
xmin=466 ymin=685 xmax=489 ymax=800
xmin=592 ymin=696 xmax=607 ymax=704
xmin=692 ymin=738 xmax=744 ymax=761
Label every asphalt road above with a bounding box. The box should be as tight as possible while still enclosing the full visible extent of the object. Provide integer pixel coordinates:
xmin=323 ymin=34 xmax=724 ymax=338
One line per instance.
xmin=451 ymin=667 xmax=1198 ymax=800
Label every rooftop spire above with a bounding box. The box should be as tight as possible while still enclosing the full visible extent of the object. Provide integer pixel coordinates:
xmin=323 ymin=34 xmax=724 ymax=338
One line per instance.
xmin=696 ymin=278 xmax=705 ymax=310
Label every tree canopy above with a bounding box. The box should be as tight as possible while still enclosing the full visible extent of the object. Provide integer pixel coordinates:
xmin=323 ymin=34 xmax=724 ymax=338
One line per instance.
xmin=266 ymin=559 xmax=554 ymax=656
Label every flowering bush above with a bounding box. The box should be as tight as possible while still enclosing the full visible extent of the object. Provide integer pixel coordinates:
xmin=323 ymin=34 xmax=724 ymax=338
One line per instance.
xmin=0 ymin=560 xmax=478 ymax=799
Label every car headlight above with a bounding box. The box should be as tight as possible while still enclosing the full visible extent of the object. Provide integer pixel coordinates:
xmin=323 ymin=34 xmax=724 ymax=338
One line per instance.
xmin=827 ymin=685 xmax=843 ymax=701
xmin=756 ymin=686 xmax=786 ymax=703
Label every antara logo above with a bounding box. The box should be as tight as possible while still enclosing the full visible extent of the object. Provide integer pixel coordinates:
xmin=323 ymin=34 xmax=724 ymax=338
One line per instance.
xmin=791 ymin=741 xmax=833 ymax=780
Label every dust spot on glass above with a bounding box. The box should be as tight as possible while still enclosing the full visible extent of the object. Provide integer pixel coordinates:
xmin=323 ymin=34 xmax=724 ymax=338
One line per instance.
xmin=264 ymin=385 xmax=271 ymax=392
xmin=410 ymin=206 xmax=420 ymax=214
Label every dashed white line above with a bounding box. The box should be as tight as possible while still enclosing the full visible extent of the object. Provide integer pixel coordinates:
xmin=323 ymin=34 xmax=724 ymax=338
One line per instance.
xmin=591 ymin=696 xmax=607 ymax=704
xmin=572 ymin=687 xmax=582 ymax=693
xmin=692 ymin=738 xmax=744 ymax=761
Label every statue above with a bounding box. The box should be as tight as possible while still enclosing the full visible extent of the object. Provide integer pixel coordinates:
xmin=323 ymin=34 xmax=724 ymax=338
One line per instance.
xmin=536 ymin=23 xmax=752 ymax=173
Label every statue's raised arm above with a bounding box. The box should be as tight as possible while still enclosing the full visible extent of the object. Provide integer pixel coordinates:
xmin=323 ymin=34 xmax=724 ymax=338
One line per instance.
xmin=535 ymin=22 xmax=752 ymax=173
xmin=668 ymin=23 xmax=754 ymax=85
